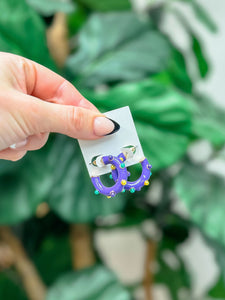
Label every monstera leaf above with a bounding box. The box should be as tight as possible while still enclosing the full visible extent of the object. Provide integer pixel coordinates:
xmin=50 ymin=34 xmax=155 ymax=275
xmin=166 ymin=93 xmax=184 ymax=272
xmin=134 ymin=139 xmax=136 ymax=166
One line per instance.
xmin=0 ymin=137 xmax=58 ymax=225
xmin=0 ymin=273 xmax=27 ymax=300
xmin=0 ymin=0 xmax=55 ymax=69
xmin=167 ymin=48 xmax=193 ymax=94
xmin=0 ymin=172 xmax=42 ymax=225
xmin=82 ymin=80 xmax=192 ymax=170
xmin=67 ymin=12 xmax=171 ymax=88
xmin=27 ymin=0 xmax=75 ymax=16
xmin=174 ymin=163 xmax=225 ymax=247
xmin=192 ymin=96 xmax=225 ymax=146
xmin=46 ymin=265 xmax=131 ymax=300
xmin=0 ymin=134 xmax=127 ymax=224
xmin=78 ymin=0 xmax=131 ymax=11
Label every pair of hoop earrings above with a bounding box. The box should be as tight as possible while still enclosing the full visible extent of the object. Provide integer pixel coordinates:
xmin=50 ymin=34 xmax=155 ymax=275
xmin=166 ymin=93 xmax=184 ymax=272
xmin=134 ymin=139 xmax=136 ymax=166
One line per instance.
xmin=91 ymin=146 xmax=152 ymax=198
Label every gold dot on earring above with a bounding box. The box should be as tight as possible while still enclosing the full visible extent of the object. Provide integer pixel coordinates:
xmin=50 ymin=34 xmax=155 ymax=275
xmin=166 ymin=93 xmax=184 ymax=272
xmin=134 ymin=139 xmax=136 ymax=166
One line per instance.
xmin=121 ymin=180 xmax=127 ymax=186
xmin=107 ymin=196 xmax=111 ymax=199
xmin=120 ymin=157 xmax=124 ymax=162
xmin=144 ymin=180 xmax=149 ymax=186
xmin=111 ymin=165 xmax=116 ymax=170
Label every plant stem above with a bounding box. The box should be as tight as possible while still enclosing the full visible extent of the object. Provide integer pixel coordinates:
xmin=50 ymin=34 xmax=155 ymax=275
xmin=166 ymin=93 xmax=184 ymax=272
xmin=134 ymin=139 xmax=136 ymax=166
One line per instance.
xmin=47 ymin=12 xmax=70 ymax=67
xmin=0 ymin=227 xmax=46 ymax=300
xmin=70 ymin=224 xmax=96 ymax=270
xmin=143 ymin=240 xmax=157 ymax=300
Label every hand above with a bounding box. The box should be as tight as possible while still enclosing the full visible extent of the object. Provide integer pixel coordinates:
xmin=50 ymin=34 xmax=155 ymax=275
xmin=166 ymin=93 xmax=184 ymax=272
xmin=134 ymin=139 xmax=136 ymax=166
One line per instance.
xmin=0 ymin=53 xmax=119 ymax=161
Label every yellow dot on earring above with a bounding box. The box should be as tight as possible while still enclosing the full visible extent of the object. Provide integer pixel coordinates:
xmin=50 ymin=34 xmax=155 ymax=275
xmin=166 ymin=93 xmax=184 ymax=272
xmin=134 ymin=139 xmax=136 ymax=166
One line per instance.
xmin=144 ymin=180 xmax=149 ymax=186
xmin=120 ymin=157 xmax=124 ymax=162
xmin=111 ymin=165 xmax=116 ymax=170
xmin=107 ymin=196 xmax=111 ymax=199
xmin=121 ymin=180 xmax=127 ymax=186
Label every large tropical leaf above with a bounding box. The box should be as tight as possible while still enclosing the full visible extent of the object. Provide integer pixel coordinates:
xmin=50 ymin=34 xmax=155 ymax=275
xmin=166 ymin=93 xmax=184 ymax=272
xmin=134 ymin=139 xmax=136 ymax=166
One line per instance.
xmin=82 ymin=80 xmax=192 ymax=170
xmin=27 ymin=0 xmax=75 ymax=16
xmin=167 ymin=48 xmax=193 ymax=94
xmin=0 ymin=0 xmax=55 ymax=69
xmin=0 ymin=172 xmax=42 ymax=225
xmin=34 ymin=235 xmax=71 ymax=286
xmin=0 ymin=137 xmax=58 ymax=225
xmin=0 ymin=273 xmax=27 ymax=300
xmin=78 ymin=0 xmax=131 ymax=11
xmin=174 ymin=163 xmax=225 ymax=247
xmin=67 ymin=12 xmax=171 ymax=88
xmin=46 ymin=265 xmax=131 ymax=300
xmin=0 ymin=134 xmax=127 ymax=224
xmin=192 ymin=96 xmax=225 ymax=146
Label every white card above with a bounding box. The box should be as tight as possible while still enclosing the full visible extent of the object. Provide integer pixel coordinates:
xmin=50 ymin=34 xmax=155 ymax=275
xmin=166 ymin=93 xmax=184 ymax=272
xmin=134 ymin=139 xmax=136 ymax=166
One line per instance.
xmin=78 ymin=106 xmax=145 ymax=177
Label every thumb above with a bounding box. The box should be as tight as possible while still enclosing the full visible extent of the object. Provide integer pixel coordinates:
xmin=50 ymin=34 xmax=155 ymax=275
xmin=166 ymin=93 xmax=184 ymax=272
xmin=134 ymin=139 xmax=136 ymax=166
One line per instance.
xmin=25 ymin=97 xmax=119 ymax=139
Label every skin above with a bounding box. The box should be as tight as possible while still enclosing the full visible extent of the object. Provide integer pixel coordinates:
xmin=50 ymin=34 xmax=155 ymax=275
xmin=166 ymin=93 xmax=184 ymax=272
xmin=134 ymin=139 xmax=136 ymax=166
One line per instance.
xmin=0 ymin=52 xmax=111 ymax=161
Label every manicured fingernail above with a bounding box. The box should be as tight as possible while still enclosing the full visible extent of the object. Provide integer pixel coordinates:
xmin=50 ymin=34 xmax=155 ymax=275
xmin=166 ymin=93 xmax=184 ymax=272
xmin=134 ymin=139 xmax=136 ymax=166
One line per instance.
xmin=94 ymin=117 xmax=120 ymax=136
xmin=9 ymin=139 xmax=27 ymax=149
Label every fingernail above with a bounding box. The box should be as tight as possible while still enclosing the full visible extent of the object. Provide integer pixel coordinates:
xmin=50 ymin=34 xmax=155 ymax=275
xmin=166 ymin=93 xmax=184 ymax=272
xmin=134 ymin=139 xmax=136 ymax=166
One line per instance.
xmin=9 ymin=139 xmax=27 ymax=149
xmin=94 ymin=117 xmax=120 ymax=136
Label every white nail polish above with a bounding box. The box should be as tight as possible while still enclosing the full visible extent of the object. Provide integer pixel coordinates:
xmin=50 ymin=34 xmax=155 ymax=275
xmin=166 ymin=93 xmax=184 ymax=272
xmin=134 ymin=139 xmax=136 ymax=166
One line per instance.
xmin=9 ymin=139 xmax=27 ymax=149
xmin=9 ymin=144 xmax=17 ymax=149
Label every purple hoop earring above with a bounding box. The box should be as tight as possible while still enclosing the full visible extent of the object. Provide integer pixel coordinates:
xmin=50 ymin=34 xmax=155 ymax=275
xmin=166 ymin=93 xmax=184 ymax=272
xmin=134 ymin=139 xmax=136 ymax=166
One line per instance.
xmin=91 ymin=155 xmax=128 ymax=198
xmin=111 ymin=153 xmax=152 ymax=193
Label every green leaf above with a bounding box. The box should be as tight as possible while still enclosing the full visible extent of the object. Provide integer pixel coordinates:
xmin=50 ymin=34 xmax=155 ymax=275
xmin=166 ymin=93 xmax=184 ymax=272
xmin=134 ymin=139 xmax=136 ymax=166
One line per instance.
xmin=0 ymin=172 xmax=43 ymax=225
xmin=208 ymin=275 xmax=225 ymax=298
xmin=172 ymin=9 xmax=209 ymax=81
xmin=67 ymin=12 xmax=171 ymax=88
xmin=0 ymin=0 xmax=55 ymax=69
xmin=167 ymin=48 xmax=193 ymax=93
xmin=34 ymin=235 xmax=72 ymax=286
xmin=192 ymin=96 xmax=225 ymax=146
xmin=27 ymin=0 xmax=75 ymax=16
xmin=46 ymin=265 xmax=131 ymax=300
xmin=191 ymin=2 xmax=217 ymax=33
xmin=82 ymin=80 xmax=192 ymax=170
xmin=206 ymin=240 xmax=225 ymax=291
xmin=0 ymin=272 xmax=27 ymax=300
xmin=152 ymin=212 xmax=192 ymax=299
xmin=48 ymin=136 xmax=127 ymax=223
xmin=0 ymin=134 xmax=126 ymax=224
xmin=67 ymin=6 xmax=88 ymax=36
xmin=174 ymin=163 xmax=225 ymax=246
xmin=0 ymin=138 xmax=58 ymax=225
xmin=155 ymin=246 xmax=191 ymax=300
xmin=192 ymin=34 xmax=209 ymax=78
xmin=78 ymin=0 xmax=131 ymax=11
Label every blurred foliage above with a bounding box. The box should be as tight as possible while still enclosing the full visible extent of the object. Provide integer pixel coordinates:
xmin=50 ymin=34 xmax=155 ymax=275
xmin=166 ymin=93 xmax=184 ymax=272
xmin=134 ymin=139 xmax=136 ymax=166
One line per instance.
xmin=67 ymin=12 xmax=171 ymax=88
xmin=46 ymin=265 xmax=131 ymax=300
xmin=0 ymin=0 xmax=56 ymax=70
xmin=174 ymin=163 xmax=225 ymax=247
xmin=27 ymin=0 xmax=75 ymax=16
xmin=77 ymin=0 xmax=131 ymax=11
xmin=0 ymin=0 xmax=225 ymax=299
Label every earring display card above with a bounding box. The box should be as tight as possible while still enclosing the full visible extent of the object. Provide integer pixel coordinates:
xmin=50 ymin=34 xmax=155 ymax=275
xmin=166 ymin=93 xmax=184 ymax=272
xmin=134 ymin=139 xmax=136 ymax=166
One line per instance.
xmin=78 ymin=106 xmax=145 ymax=177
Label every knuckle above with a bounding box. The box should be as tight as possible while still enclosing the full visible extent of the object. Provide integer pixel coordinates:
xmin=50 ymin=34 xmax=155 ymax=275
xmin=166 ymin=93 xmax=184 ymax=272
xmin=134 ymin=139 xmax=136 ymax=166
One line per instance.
xmin=68 ymin=106 xmax=84 ymax=132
